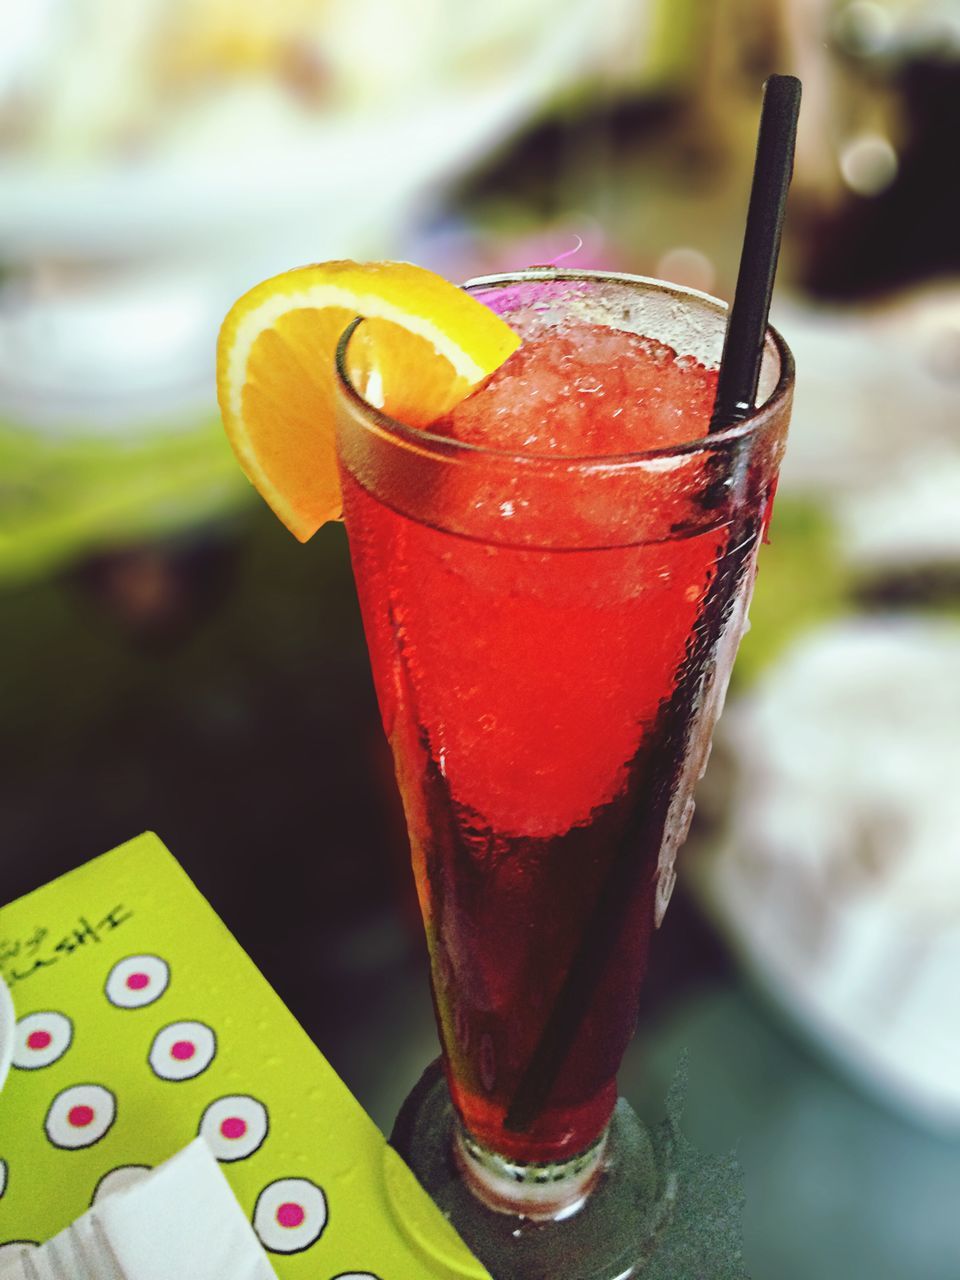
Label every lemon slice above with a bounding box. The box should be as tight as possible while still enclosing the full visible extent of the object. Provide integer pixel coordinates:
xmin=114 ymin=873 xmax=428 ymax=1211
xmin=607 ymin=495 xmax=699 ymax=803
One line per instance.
xmin=216 ymin=260 xmax=520 ymax=541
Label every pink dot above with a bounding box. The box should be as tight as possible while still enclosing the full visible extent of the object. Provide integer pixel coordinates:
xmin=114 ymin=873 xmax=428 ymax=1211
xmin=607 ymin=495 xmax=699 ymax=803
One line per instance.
xmin=276 ymin=1203 xmax=305 ymax=1229
xmin=220 ymin=1117 xmax=248 ymax=1140
xmin=126 ymin=973 xmax=149 ymax=991
xmin=171 ymin=1041 xmax=196 ymax=1061
xmin=27 ymin=1030 xmax=52 ymax=1051
xmin=68 ymin=1105 xmax=94 ymax=1128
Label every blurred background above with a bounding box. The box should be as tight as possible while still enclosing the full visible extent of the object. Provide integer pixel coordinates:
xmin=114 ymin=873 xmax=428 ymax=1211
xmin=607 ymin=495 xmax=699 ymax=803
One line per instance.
xmin=1 ymin=1 xmax=959 ymax=1275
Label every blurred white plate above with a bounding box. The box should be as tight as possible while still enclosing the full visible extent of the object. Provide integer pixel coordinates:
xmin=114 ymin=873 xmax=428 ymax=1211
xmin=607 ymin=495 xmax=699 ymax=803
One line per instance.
xmin=0 ymin=0 xmax=602 ymax=263
xmin=0 ymin=974 xmax=14 ymax=1093
xmin=695 ymin=848 xmax=960 ymax=1134
xmin=773 ymin=292 xmax=960 ymax=502
xmin=690 ymin=619 xmax=960 ymax=1133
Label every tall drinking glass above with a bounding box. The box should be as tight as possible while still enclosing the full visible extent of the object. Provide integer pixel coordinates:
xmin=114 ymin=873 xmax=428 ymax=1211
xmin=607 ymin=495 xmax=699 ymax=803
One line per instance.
xmin=334 ymin=272 xmax=793 ymax=1277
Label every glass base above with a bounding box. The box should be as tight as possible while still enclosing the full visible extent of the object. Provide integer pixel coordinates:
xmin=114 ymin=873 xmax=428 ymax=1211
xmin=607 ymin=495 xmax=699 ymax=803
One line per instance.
xmin=390 ymin=1060 xmax=679 ymax=1279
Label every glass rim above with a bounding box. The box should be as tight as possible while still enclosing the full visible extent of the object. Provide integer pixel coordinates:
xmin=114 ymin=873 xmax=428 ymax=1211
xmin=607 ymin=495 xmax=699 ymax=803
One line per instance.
xmin=334 ymin=268 xmax=795 ymax=469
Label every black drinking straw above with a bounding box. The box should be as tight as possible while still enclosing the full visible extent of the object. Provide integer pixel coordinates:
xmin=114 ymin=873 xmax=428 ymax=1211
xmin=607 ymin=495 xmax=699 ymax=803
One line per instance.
xmin=503 ymin=74 xmax=801 ymax=1135
xmin=710 ymin=74 xmax=801 ymax=431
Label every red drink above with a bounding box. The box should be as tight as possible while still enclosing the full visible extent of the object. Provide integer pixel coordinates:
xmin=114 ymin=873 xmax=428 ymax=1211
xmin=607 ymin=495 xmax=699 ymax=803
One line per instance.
xmin=336 ymin=273 xmax=790 ymax=1187
xmin=334 ymin=269 xmax=792 ymax=1269
xmin=344 ymin=319 xmax=732 ymax=1161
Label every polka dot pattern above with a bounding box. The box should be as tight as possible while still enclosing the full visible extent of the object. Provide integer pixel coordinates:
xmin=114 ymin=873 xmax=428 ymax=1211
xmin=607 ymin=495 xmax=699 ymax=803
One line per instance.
xmin=198 ymin=1095 xmax=269 ymax=1162
xmin=105 ymin=956 xmax=170 ymax=1010
xmin=45 ymin=1084 xmax=116 ymax=1150
xmin=12 ymin=1012 xmax=73 ymax=1071
xmin=148 ymin=1022 xmax=216 ymax=1082
xmin=253 ymin=1178 xmax=327 ymax=1255
xmin=0 ymin=897 xmax=403 ymax=1276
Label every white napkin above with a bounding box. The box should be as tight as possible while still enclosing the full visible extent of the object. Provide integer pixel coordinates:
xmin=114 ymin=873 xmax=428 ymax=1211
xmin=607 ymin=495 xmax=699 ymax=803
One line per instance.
xmin=0 ymin=1141 xmax=277 ymax=1280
